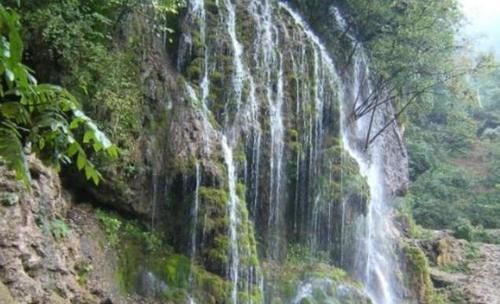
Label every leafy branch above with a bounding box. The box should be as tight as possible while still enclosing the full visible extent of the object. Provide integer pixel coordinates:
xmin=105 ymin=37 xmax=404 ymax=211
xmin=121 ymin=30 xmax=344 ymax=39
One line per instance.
xmin=0 ymin=5 xmax=117 ymax=188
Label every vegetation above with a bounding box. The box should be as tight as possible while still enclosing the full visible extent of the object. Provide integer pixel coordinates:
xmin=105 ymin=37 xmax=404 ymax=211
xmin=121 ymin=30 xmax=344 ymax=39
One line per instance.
xmin=0 ymin=4 xmax=118 ymax=187
xmin=95 ymin=209 xmax=234 ymax=304
xmin=337 ymin=0 xmax=482 ymax=147
xmin=402 ymin=244 xmax=448 ymax=304
xmin=48 ymin=218 xmax=71 ymax=240
xmin=404 ymin=62 xmax=500 ymax=234
xmin=2 ymin=0 xmax=500 ymax=303
xmin=264 ymin=244 xmax=366 ymax=304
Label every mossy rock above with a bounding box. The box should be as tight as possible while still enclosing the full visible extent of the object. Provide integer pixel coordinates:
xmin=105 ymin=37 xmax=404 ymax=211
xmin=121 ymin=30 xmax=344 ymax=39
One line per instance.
xmin=199 ymin=187 xmax=229 ymax=210
xmin=0 ymin=192 xmax=19 ymax=207
xmin=402 ymin=243 xmax=446 ymax=304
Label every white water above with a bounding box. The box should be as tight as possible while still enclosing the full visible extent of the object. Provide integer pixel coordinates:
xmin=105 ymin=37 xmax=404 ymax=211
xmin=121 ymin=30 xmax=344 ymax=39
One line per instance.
xmin=191 ymin=0 xmax=210 ymax=108
xmin=188 ymin=162 xmax=201 ymax=301
xmin=221 ymin=136 xmax=241 ymax=304
xmin=280 ymin=3 xmax=400 ymax=303
xmin=340 ymin=38 xmax=400 ymax=304
xmin=250 ymin=0 xmax=286 ymax=258
xmin=223 ymin=0 xmax=245 ymax=115
xmin=191 ymin=162 xmax=201 ymax=259
xmin=278 ymin=0 xmax=341 ymax=253
xmin=342 ymin=132 xmax=397 ymax=304
xmin=182 ymin=1 xmax=402 ymax=303
xmin=292 ymin=282 xmax=313 ymax=304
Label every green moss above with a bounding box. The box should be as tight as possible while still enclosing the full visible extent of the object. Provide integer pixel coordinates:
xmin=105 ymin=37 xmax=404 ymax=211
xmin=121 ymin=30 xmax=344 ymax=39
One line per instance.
xmin=75 ymin=261 xmax=93 ymax=285
xmin=170 ymin=156 xmax=198 ymax=176
xmin=264 ymin=257 xmax=363 ymax=304
xmin=96 ymin=209 xmax=122 ymax=246
xmin=192 ymin=267 xmax=230 ymax=304
xmin=48 ymin=218 xmax=72 ymax=241
xmin=102 ymin=210 xmax=235 ymax=303
xmin=199 ymin=187 xmax=229 ymax=209
xmin=341 ymin=149 xmax=369 ymax=200
xmin=205 ymin=0 xmax=220 ymax=15
xmin=402 ymin=244 xmax=447 ymax=304
xmin=236 ymin=182 xmax=246 ymax=201
xmin=206 ymin=236 xmax=230 ymax=265
xmin=187 ymin=57 xmax=204 ymax=82
xmin=161 ymin=255 xmax=192 ymax=288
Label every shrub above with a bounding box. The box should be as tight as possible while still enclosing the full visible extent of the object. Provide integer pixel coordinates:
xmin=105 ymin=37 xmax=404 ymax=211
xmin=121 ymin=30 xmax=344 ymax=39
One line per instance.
xmin=452 ymin=218 xmax=474 ymax=241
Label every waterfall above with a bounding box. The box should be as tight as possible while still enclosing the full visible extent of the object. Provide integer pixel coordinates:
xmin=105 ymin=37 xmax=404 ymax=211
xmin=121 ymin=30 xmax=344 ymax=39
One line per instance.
xmin=178 ymin=0 xmax=406 ymax=303
xmin=221 ymin=136 xmax=241 ymax=304
xmin=339 ymin=25 xmax=402 ymax=304
xmin=249 ymin=0 xmax=286 ymax=259
xmin=188 ymin=162 xmax=201 ymax=304
xmin=342 ymin=131 xmax=400 ymax=304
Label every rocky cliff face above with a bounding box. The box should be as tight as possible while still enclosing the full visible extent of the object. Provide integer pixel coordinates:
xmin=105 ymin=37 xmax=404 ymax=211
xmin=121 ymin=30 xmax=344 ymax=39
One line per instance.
xmin=0 ymin=157 xmax=166 ymax=304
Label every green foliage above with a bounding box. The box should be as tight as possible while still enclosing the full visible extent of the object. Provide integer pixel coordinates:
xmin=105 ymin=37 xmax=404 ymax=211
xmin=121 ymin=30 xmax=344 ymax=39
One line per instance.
xmin=123 ymin=221 xmax=163 ymax=252
xmin=402 ymin=244 xmax=447 ymax=304
xmin=407 ymin=63 xmax=500 ymax=232
xmin=472 ymin=228 xmax=500 ymax=244
xmin=10 ymin=0 xmax=185 ymax=182
xmin=75 ymin=261 xmax=93 ymax=285
xmin=407 ymin=164 xmax=473 ymax=228
xmin=96 ymin=209 xmax=122 ymax=246
xmin=49 ymin=218 xmax=71 ymax=240
xmin=96 ymin=208 xmax=166 ymax=253
xmin=96 ymin=207 xmax=234 ymax=304
xmin=0 ymin=4 xmax=117 ymax=188
xmin=287 ymin=244 xmax=327 ymax=265
xmin=452 ymin=218 xmax=474 ymax=241
xmin=351 ymin=0 xmax=463 ymax=91
xmin=464 ymin=242 xmax=480 ymax=260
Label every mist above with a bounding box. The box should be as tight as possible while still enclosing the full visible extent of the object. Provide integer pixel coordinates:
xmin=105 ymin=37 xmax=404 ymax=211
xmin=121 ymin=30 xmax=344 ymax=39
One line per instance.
xmin=461 ymin=0 xmax=500 ymax=56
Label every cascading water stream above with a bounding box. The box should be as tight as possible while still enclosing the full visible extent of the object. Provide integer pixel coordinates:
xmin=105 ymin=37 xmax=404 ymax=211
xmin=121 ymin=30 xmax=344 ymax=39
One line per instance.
xmin=221 ymin=136 xmax=241 ymax=304
xmin=223 ymin=0 xmax=245 ymax=115
xmin=181 ymin=1 xmax=405 ymax=303
xmin=282 ymin=3 xmax=402 ymax=303
xmin=339 ymin=31 xmax=401 ymax=304
xmin=278 ymin=0 xmax=340 ymax=255
xmin=187 ymin=162 xmax=201 ymax=304
xmin=250 ymin=0 xmax=286 ymax=258
xmin=342 ymin=134 xmax=398 ymax=304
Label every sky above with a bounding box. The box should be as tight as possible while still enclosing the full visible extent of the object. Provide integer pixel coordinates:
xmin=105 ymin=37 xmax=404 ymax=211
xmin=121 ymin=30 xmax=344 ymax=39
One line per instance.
xmin=460 ymin=0 xmax=500 ymax=56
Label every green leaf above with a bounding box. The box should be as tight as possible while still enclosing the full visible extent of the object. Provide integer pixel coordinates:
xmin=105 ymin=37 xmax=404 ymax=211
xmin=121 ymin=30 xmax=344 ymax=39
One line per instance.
xmin=5 ymin=69 xmax=14 ymax=82
xmin=76 ymin=153 xmax=85 ymax=170
xmin=0 ymin=125 xmax=31 ymax=189
xmin=67 ymin=142 xmax=79 ymax=157
xmin=0 ymin=5 xmax=116 ymax=188
xmin=83 ymin=130 xmax=93 ymax=144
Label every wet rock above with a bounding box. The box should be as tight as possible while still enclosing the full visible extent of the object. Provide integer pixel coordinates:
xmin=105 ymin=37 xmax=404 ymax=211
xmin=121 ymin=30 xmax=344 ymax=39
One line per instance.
xmin=292 ymin=278 xmax=371 ymax=304
xmin=136 ymin=270 xmax=169 ymax=298
xmin=430 ymin=268 xmax=467 ymax=288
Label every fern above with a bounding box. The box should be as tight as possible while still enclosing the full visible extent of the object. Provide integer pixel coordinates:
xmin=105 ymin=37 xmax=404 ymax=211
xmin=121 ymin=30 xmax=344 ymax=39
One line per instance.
xmin=0 ymin=4 xmax=117 ymax=189
xmin=0 ymin=123 xmax=30 ymax=187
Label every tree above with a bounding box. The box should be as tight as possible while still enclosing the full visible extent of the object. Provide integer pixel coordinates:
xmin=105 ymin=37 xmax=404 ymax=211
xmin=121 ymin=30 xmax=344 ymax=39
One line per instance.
xmin=0 ymin=4 xmax=118 ymax=188
xmin=339 ymin=0 xmax=485 ymax=148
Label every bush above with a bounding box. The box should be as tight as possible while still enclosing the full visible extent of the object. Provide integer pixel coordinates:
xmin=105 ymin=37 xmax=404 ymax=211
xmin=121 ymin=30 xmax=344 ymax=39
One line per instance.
xmin=452 ymin=218 xmax=474 ymax=241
